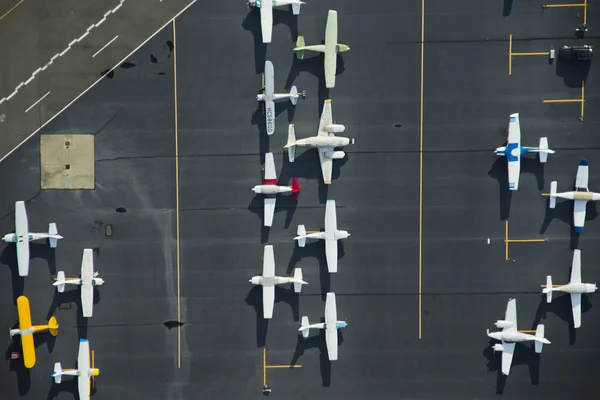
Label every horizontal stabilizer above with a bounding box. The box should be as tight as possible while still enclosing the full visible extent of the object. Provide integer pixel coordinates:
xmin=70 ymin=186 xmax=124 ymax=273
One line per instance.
xmin=48 ymin=223 xmax=61 ymax=248
xmin=293 ymin=268 xmax=307 ymax=293
xmin=286 ymin=124 xmax=296 ymax=162
xmin=291 ymin=2 xmax=302 ymax=15
xmin=52 ymin=362 xmax=63 ymax=384
xmin=538 ymin=137 xmax=554 ymax=163
xmin=549 ymin=181 xmax=557 ymax=209
xmin=54 ymin=271 xmax=66 ymax=293
xmin=535 ymin=324 xmax=546 ymax=353
xmin=543 ymin=276 xmax=553 ymax=303
xmin=300 ymin=316 xmax=310 ymax=338
xmin=295 ymin=225 xmax=306 ymax=247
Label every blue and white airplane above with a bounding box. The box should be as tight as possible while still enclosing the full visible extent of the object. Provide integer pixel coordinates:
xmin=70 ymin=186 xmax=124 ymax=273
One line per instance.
xmin=494 ymin=113 xmax=555 ymax=191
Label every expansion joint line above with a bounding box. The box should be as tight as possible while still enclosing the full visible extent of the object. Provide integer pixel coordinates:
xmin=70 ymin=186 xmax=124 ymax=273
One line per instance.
xmin=418 ymin=0 xmax=425 ymax=340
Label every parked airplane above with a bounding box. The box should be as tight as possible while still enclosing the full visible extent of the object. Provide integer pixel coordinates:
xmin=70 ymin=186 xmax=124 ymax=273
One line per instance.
xmin=257 ymin=60 xmax=305 ymax=135
xmin=252 ymin=152 xmax=301 ymax=227
xmin=544 ymin=159 xmax=600 ymax=233
xmin=9 ymin=296 xmax=59 ymax=368
xmin=3 ymin=201 xmax=63 ymax=276
xmin=494 ymin=113 xmax=554 ymax=191
xmin=250 ymin=245 xmax=308 ymax=319
xmin=294 ymin=200 xmax=349 ymax=273
xmin=247 ymin=0 xmax=306 ymax=43
xmin=52 ymin=338 xmax=100 ymax=400
xmin=542 ymin=249 xmax=597 ymax=328
xmin=294 ymin=10 xmax=350 ymax=88
xmin=298 ymin=292 xmax=347 ymax=361
xmin=53 ymin=249 xmax=104 ymax=318
xmin=285 ymin=99 xmax=354 ymax=185
xmin=487 ymin=298 xmax=550 ymax=376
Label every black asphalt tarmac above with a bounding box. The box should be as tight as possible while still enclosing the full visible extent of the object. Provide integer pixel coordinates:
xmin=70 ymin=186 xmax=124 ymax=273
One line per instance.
xmin=1 ymin=0 xmax=600 ymax=399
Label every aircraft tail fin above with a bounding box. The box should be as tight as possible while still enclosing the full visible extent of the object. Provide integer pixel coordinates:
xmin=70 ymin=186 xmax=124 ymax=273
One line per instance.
xmin=549 ymin=181 xmax=557 ymax=209
xmin=48 ymin=223 xmax=61 ymax=248
xmin=285 ymin=124 xmax=296 ymax=162
xmin=299 ymin=316 xmax=310 ymax=338
xmin=295 ymin=225 xmax=306 ymax=247
xmin=291 ymin=178 xmax=301 ymax=194
xmin=52 ymin=362 xmax=63 ymax=384
xmin=291 ymin=2 xmax=302 ymax=15
xmin=48 ymin=316 xmax=59 ymax=336
xmin=538 ymin=137 xmax=554 ymax=163
xmin=293 ymin=268 xmax=307 ymax=293
xmin=543 ymin=275 xmax=553 ymax=303
xmin=534 ymin=324 xmax=546 ymax=353
xmin=54 ymin=271 xmax=66 ymax=293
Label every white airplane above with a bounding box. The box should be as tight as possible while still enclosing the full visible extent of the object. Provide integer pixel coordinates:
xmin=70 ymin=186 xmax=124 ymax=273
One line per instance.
xmin=53 ymin=249 xmax=104 ymax=318
xmin=542 ymin=249 xmax=597 ymax=328
xmin=285 ymin=99 xmax=354 ymax=185
xmin=52 ymin=338 xmax=100 ymax=400
xmin=298 ymin=292 xmax=347 ymax=361
xmin=3 ymin=201 xmax=63 ymax=277
xmin=247 ymin=0 xmax=305 ymax=43
xmin=545 ymin=159 xmax=600 ymax=233
xmin=252 ymin=152 xmax=301 ymax=227
xmin=494 ymin=113 xmax=554 ymax=191
xmin=257 ymin=60 xmax=305 ymax=136
xmin=294 ymin=10 xmax=350 ymax=88
xmin=249 ymin=245 xmax=308 ymax=319
xmin=487 ymin=298 xmax=551 ymax=376
xmin=294 ymin=200 xmax=349 ymax=273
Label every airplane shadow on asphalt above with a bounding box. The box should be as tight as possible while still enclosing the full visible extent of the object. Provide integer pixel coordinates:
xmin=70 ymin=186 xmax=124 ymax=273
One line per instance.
xmin=45 ymin=285 xmax=101 ymax=340
xmin=5 ymin=341 xmax=31 ymax=395
xmin=533 ymin=293 xmax=592 ymax=345
xmin=483 ymin=339 xmax=540 ymax=394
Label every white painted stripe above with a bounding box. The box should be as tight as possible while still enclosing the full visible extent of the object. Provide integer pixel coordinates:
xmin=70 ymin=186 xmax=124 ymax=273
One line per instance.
xmin=0 ymin=0 xmax=199 ymax=163
xmin=0 ymin=98 xmax=6 ymax=105
xmin=32 ymin=67 xmax=43 ymax=77
xmin=68 ymin=39 xmax=78 ymax=47
xmin=92 ymin=35 xmax=119 ymax=58
xmin=112 ymin=3 xmax=123 ymax=13
xmin=77 ymin=31 xmax=90 ymax=42
xmin=59 ymin=47 xmax=70 ymax=57
xmin=95 ymin=17 xmax=107 ymax=27
xmin=104 ymin=10 xmax=112 ymax=18
xmin=24 ymin=76 xmax=35 ymax=86
xmin=86 ymin=24 xmax=95 ymax=32
xmin=15 ymin=82 xmax=24 ymax=91
xmin=41 ymin=62 xmax=52 ymax=71
xmin=6 ymin=91 xmax=18 ymax=100
xmin=25 ymin=91 xmax=51 ymax=113
xmin=50 ymin=53 xmax=60 ymax=61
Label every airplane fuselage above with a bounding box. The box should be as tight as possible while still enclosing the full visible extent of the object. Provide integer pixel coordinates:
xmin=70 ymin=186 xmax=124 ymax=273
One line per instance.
xmin=487 ymin=330 xmax=549 ymax=344
xmin=251 ymin=275 xmax=294 ymax=287
xmin=3 ymin=232 xmax=57 ymax=243
xmin=555 ymin=191 xmax=600 ymax=202
xmin=552 ymin=282 xmax=597 ymax=294
xmin=295 ymin=136 xmax=352 ymax=148
xmin=248 ymin=0 xmax=303 ymax=8
xmin=252 ymin=184 xmax=292 ymax=195
xmin=257 ymin=93 xmax=295 ymax=102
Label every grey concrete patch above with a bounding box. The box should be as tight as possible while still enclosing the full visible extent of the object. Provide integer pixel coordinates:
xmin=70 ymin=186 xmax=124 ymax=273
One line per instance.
xmin=40 ymin=134 xmax=94 ymax=189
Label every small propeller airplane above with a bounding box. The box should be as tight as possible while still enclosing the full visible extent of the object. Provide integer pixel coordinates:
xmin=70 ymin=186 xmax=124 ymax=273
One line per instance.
xmin=53 ymin=249 xmax=104 ymax=318
xmin=249 ymin=245 xmax=308 ymax=319
xmin=494 ymin=113 xmax=554 ymax=191
xmin=294 ymin=10 xmax=350 ymax=88
xmin=285 ymin=99 xmax=354 ymax=185
xmin=9 ymin=295 xmax=59 ymax=368
xmin=542 ymin=249 xmax=597 ymax=328
xmin=298 ymin=292 xmax=347 ymax=361
xmin=486 ymin=298 xmax=550 ymax=376
xmin=3 ymin=200 xmax=63 ymax=276
xmin=294 ymin=200 xmax=349 ymax=273
xmin=544 ymin=159 xmax=600 ymax=233
xmin=52 ymin=338 xmax=100 ymax=400
xmin=257 ymin=60 xmax=305 ymax=136
xmin=246 ymin=0 xmax=306 ymax=43
xmin=252 ymin=152 xmax=301 ymax=227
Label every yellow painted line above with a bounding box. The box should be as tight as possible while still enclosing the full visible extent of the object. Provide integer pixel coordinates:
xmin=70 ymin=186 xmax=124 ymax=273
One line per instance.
xmin=511 ymin=52 xmax=550 ymax=56
xmin=507 ymin=239 xmax=547 ymax=243
xmin=518 ymin=330 xmax=537 ymax=333
xmin=584 ymin=0 xmax=587 ymax=23
xmin=0 ymin=0 xmax=24 ymax=22
xmin=543 ymin=3 xmax=585 ymax=7
xmin=509 ymin=34 xmax=512 ymax=75
xmin=263 ymin=348 xmax=267 ymax=387
xmin=543 ymin=99 xmax=582 ymax=103
xmin=173 ymin=19 xmax=181 ymax=370
xmin=541 ymin=193 xmax=550 ymax=196
xmin=266 ymin=365 xmax=303 ymax=369
xmin=505 ymin=221 xmax=509 ymax=260
xmin=418 ymin=0 xmax=424 ymax=340
xmin=261 ymin=74 xmax=265 ymax=89
xmin=581 ymin=80 xmax=585 ymax=117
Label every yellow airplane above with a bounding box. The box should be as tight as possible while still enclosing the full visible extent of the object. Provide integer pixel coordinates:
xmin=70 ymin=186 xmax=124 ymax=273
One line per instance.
xmin=9 ymin=295 xmax=59 ymax=368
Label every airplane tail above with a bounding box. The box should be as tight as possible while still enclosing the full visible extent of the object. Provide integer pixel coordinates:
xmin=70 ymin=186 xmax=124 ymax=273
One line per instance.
xmin=48 ymin=316 xmax=59 ymax=336
xmin=289 ymin=86 xmax=299 ymax=105
xmin=54 ymin=271 xmax=66 ymax=293
xmin=549 ymin=181 xmax=557 ymax=209
xmin=52 ymin=362 xmax=63 ymax=384
xmin=299 ymin=316 xmax=310 ymax=338
xmin=292 ymin=268 xmax=307 ymax=293
xmin=534 ymin=324 xmax=548 ymax=353
xmin=285 ymin=124 xmax=296 ymax=162
xmin=537 ymin=137 xmax=554 ymax=163
xmin=295 ymin=225 xmax=307 ymax=247
xmin=291 ymin=2 xmax=304 ymax=15
xmin=542 ymin=275 xmax=553 ymax=303
xmin=48 ymin=223 xmax=62 ymax=248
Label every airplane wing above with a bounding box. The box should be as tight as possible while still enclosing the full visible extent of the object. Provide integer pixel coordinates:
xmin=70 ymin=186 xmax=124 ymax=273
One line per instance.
xmin=264 ymin=152 xmax=277 ymax=182
xmin=501 ymin=341 xmax=516 ymax=376
xmin=570 ymin=249 xmax=582 ymax=284
xmin=78 ymin=339 xmax=91 ymax=400
xmin=325 ymin=200 xmax=338 ymax=232
xmin=571 ymin=293 xmax=582 ymax=328
xmin=259 ymin=0 xmax=273 ymax=43
xmin=318 ymin=147 xmax=334 ymax=185
xmin=264 ymin=60 xmax=275 ymax=96
xmin=265 ymin=101 xmax=275 ymax=136
xmin=263 ymin=197 xmax=276 ymax=227
xmin=81 ymin=249 xmax=94 ymax=318
xmin=324 ymin=10 xmax=338 ymax=88
xmin=575 ymin=159 xmax=589 ymax=190
xmin=317 ymin=100 xmax=333 ymax=137
xmin=15 ymin=201 xmax=30 ymax=276
xmin=504 ymin=298 xmax=517 ymax=332
xmin=263 ymin=285 xmax=275 ymax=319
xmin=325 ymin=240 xmax=338 ymax=273
xmin=573 ymin=200 xmax=587 ymax=232
xmin=325 ymin=293 xmax=338 ymax=360
xmin=262 ymin=245 xmax=275 ymax=278
xmin=507 ymin=113 xmax=521 ymax=144
xmin=17 ymin=296 xmax=35 ymax=368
